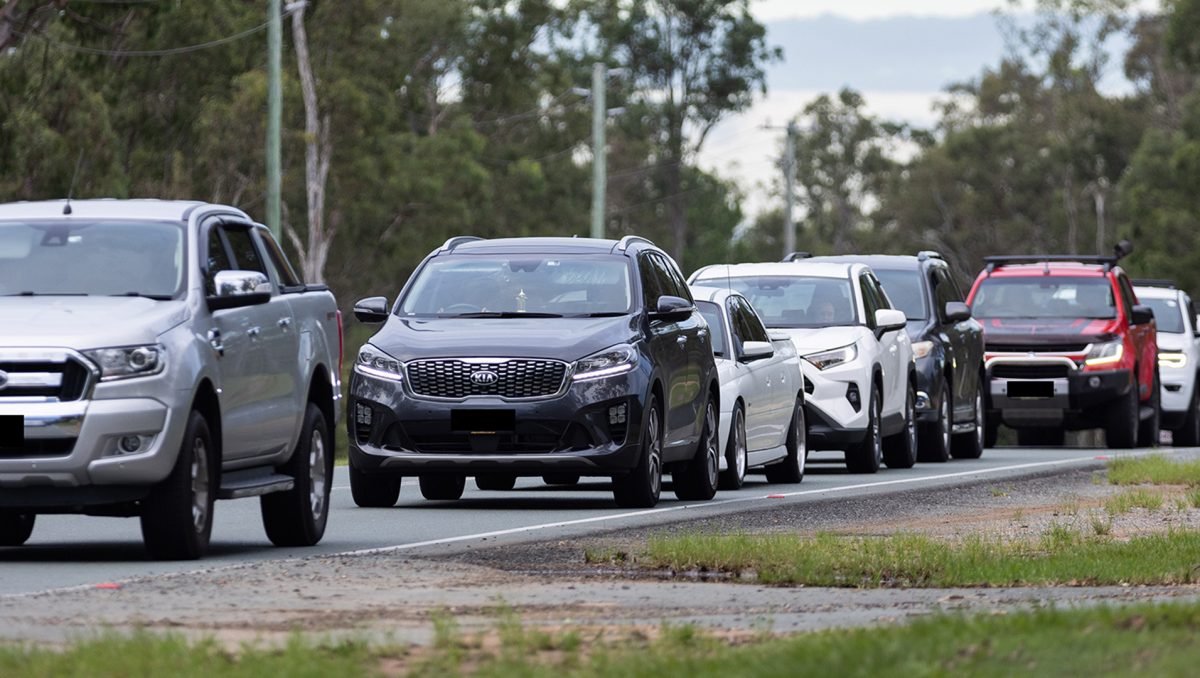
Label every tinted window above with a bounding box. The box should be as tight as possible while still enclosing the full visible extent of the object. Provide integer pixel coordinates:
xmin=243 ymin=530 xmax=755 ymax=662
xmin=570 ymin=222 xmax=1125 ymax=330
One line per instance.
xmin=1118 ymin=275 xmax=1137 ymax=316
xmin=0 ymin=220 xmax=183 ymax=299
xmin=399 ymin=254 xmax=633 ymax=316
xmin=859 ymin=274 xmax=881 ymax=328
xmin=731 ymin=296 xmax=770 ymax=343
xmin=639 ymin=254 xmax=662 ymax=308
xmin=931 ymin=268 xmax=959 ymax=320
xmin=1142 ymin=297 xmax=1185 ymax=334
xmin=972 ymin=277 xmax=1116 ymax=319
xmin=258 ymin=228 xmax=303 ymax=288
xmin=696 ymin=300 xmax=728 ymax=358
xmin=221 ymin=225 xmax=268 ymax=275
xmin=656 ymin=253 xmax=694 ymax=302
xmin=873 ymin=268 xmax=927 ymax=321
xmin=205 ymin=226 xmax=235 ymax=296
xmin=725 ymin=275 xmax=857 ymax=328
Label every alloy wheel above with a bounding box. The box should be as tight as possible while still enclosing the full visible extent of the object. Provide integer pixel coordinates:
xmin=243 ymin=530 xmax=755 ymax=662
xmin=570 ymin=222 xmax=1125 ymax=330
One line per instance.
xmin=190 ymin=438 xmax=210 ymax=535
xmin=309 ymin=428 xmax=328 ymax=523
xmin=734 ymin=409 xmax=747 ymax=481
xmin=704 ymin=402 xmax=719 ymax=489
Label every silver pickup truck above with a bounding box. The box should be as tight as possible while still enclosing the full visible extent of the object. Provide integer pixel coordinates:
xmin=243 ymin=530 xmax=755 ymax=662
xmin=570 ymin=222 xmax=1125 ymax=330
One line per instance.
xmin=0 ymin=200 xmax=342 ymax=559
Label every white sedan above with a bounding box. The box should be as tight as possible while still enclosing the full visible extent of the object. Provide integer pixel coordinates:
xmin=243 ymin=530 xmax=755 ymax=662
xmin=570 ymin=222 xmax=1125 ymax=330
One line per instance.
xmin=691 ymin=286 xmax=807 ymax=490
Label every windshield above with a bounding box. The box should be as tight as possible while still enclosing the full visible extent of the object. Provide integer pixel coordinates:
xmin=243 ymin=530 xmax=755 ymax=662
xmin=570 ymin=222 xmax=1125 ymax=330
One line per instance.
xmin=696 ymin=301 xmax=728 ymax=358
xmin=398 ymin=254 xmax=633 ymax=317
xmin=972 ymin=277 xmax=1116 ymax=319
xmin=1141 ymin=297 xmax=1185 ymax=333
xmin=725 ymin=275 xmax=857 ymax=328
xmin=873 ymin=268 xmax=927 ymax=321
xmin=0 ymin=220 xmax=184 ymax=298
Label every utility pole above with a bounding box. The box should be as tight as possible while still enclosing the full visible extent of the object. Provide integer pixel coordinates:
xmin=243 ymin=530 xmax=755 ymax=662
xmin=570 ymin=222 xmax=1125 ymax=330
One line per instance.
xmin=266 ymin=0 xmax=282 ymax=239
xmin=590 ymin=62 xmax=606 ymax=240
xmin=782 ymin=121 xmax=798 ymax=258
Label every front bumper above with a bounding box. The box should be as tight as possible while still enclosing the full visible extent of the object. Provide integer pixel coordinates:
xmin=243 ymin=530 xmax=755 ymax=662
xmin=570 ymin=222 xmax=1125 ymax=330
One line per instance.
xmin=1159 ymin=363 xmax=1194 ymax=427
xmin=348 ymin=367 xmax=650 ymax=476
xmin=800 ymin=358 xmax=871 ymax=451
xmin=987 ymin=360 xmax=1132 ymax=429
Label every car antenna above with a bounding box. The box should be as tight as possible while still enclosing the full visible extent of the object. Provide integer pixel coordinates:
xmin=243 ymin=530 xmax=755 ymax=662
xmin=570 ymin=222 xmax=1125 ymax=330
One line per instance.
xmin=62 ymin=150 xmax=85 ymax=216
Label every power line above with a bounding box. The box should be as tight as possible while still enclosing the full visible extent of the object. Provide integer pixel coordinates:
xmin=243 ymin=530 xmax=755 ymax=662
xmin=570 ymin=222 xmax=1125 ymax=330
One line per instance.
xmin=13 ymin=7 xmax=301 ymax=57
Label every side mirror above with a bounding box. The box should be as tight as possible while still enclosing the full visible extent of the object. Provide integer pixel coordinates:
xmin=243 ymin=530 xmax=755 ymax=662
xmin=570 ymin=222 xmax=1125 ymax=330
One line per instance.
xmin=874 ymin=308 xmax=907 ymax=333
xmin=650 ymin=295 xmax=694 ymax=321
xmin=740 ymin=341 xmax=774 ymax=362
xmin=353 ymin=296 xmax=390 ymax=324
xmin=944 ymin=301 xmax=972 ymax=323
xmin=1131 ymin=305 xmax=1155 ymax=326
xmin=207 ymin=270 xmax=271 ymax=311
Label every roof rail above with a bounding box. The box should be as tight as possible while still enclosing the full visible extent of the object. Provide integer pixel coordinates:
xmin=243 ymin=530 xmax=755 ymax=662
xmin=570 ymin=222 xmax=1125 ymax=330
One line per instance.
xmin=783 ymin=251 xmax=811 ymax=262
xmin=614 ymin=235 xmax=655 ymax=252
xmin=917 ymin=250 xmax=943 ymax=261
xmin=440 ymin=236 xmax=483 ymax=252
xmin=1132 ymin=279 xmax=1179 ymax=289
xmin=984 ymin=254 xmax=1120 ymax=274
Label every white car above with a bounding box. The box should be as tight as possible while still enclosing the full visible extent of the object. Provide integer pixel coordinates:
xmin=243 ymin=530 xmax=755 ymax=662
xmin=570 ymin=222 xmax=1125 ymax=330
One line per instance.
xmin=690 ymin=286 xmax=807 ymax=489
xmin=1134 ymin=280 xmax=1200 ymax=445
xmin=690 ymin=262 xmax=917 ymax=473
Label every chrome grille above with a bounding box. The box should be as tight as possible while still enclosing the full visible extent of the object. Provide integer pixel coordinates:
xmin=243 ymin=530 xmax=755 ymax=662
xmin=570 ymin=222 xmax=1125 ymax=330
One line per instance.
xmin=406 ymin=359 xmax=568 ymax=400
xmin=0 ymin=350 xmax=94 ymax=402
xmin=992 ymin=364 xmax=1071 ymax=379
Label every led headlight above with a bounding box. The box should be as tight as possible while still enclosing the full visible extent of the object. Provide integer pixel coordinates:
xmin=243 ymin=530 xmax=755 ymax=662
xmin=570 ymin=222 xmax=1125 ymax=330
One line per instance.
xmin=1084 ymin=339 xmax=1124 ymax=367
xmin=84 ymin=345 xmax=164 ymax=381
xmin=803 ymin=343 xmax=858 ymax=371
xmin=574 ymin=344 xmax=637 ymax=381
xmin=1159 ymin=352 xmax=1188 ymax=369
xmin=354 ymin=344 xmax=404 ymax=381
xmin=912 ymin=340 xmax=935 ymax=359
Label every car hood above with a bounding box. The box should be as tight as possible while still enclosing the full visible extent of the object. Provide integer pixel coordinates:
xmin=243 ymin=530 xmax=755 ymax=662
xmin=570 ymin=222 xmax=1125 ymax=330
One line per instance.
xmin=978 ymin=317 xmax=1120 ymax=348
xmin=366 ymin=315 xmax=641 ymax=363
xmin=771 ymin=326 xmax=862 ymax=356
xmin=0 ymin=297 xmax=189 ymax=348
xmin=1156 ymin=332 xmax=1191 ymax=352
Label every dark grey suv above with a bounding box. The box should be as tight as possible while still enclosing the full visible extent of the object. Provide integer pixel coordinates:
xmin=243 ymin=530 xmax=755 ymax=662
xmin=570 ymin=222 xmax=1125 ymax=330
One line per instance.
xmin=347 ymin=236 xmax=720 ymax=508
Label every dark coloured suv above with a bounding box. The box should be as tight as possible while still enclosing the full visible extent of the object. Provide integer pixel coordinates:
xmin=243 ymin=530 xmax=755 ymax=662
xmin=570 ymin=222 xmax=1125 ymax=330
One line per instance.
xmin=346 ymin=236 xmax=721 ymax=508
xmin=799 ymin=252 xmax=987 ymax=461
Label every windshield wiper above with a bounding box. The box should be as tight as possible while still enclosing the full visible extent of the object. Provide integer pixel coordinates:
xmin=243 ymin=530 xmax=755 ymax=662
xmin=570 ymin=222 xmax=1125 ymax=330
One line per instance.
xmin=112 ymin=292 xmax=173 ymax=301
xmin=452 ymin=311 xmax=564 ymax=318
xmin=578 ymin=312 xmax=628 ymax=318
xmin=2 ymin=291 xmax=89 ymax=297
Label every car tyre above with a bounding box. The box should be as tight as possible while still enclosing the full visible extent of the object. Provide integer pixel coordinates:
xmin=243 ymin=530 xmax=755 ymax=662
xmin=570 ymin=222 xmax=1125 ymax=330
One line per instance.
xmin=951 ymin=382 xmax=986 ymax=459
xmin=1105 ymin=377 xmax=1140 ymax=449
xmin=883 ymin=386 xmax=918 ymax=469
xmin=349 ymin=464 xmax=401 ymax=507
xmin=542 ymin=473 xmax=580 ymax=486
xmin=475 ymin=474 xmax=518 ymax=491
xmin=918 ymin=378 xmax=952 ymax=463
xmin=613 ymin=396 xmax=663 ymax=508
xmin=846 ymin=387 xmax=883 ymax=474
xmin=674 ymin=397 xmax=720 ymax=501
xmin=1172 ymin=384 xmax=1200 ymax=447
xmin=140 ymin=410 xmax=215 ymax=560
xmin=0 ymin=512 xmax=35 ymax=546
xmin=1137 ymin=369 xmax=1161 ymax=448
xmin=765 ymin=398 xmax=806 ymax=484
xmin=261 ymin=403 xmax=333 ymax=547
xmin=717 ymin=404 xmax=748 ymax=490
xmin=419 ymin=474 xmax=466 ymax=501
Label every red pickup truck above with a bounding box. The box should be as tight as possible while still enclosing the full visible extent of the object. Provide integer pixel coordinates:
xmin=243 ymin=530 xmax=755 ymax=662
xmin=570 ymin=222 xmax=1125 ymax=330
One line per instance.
xmin=966 ymin=252 xmax=1159 ymax=448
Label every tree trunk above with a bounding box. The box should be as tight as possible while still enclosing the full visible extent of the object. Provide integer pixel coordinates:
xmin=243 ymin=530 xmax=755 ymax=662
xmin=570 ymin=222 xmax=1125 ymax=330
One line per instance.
xmin=286 ymin=5 xmax=335 ymax=284
xmin=666 ymin=124 xmax=686 ymax=265
xmin=1064 ymin=173 xmax=1079 ymax=255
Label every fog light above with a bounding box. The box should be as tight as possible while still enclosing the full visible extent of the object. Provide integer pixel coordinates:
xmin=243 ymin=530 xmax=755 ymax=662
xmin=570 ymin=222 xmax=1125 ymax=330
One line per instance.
xmin=846 ymin=383 xmax=861 ymax=412
xmin=1088 ymin=376 xmax=1102 ymax=389
xmin=609 ymin=403 xmax=627 ymax=425
xmin=119 ymin=435 xmax=142 ymax=454
xmin=355 ymin=403 xmax=373 ymax=426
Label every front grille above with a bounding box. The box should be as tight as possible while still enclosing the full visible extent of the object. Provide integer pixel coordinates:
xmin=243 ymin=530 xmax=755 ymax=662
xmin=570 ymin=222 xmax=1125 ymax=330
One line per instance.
xmin=406 ymin=359 xmax=568 ymax=400
xmin=0 ymin=354 xmax=92 ymax=402
xmin=394 ymin=419 xmax=574 ymax=454
xmin=0 ymin=438 xmax=76 ymax=458
xmin=987 ymin=343 xmax=1088 ymax=354
xmin=992 ymin=364 xmax=1071 ymax=379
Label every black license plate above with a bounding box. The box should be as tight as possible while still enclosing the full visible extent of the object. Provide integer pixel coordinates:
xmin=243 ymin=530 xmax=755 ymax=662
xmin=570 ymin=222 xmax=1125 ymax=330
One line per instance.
xmin=451 ymin=409 xmax=516 ymax=433
xmin=1008 ymin=381 xmax=1054 ymax=399
xmin=0 ymin=415 xmax=23 ymax=446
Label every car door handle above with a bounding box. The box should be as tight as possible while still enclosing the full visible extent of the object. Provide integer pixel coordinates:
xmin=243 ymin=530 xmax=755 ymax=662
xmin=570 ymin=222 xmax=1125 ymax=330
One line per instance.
xmin=278 ymin=317 xmax=292 ymax=330
xmin=698 ymin=329 xmax=708 ymax=339
xmin=247 ymin=326 xmax=261 ymax=339
xmin=677 ymin=336 xmax=687 ymax=346
xmin=208 ymin=329 xmax=224 ymax=357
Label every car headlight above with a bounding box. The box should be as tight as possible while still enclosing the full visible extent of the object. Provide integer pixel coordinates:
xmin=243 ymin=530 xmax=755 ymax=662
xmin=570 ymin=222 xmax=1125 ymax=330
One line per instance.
xmin=803 ymin=343 xmax=858 ymax=371
xmin=574 ymin=344 xmax=638 ymax=381
xmin=84 ymin=345 xmax=165 ymax=381
xmin=1084 ymin=339 xmax=1124 ymax=367
xmin=355 ymin=344 xmax=404 ymax=381
xmin=1159 ymin=352 xmax=1188 ymax=369
xmin=912 ymin=340 xmax=935 ymax=360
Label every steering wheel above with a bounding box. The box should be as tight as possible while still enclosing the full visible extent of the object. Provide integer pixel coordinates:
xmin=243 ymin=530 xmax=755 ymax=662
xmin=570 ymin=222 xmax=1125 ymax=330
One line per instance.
xmin=442 ymin=303 xmax=483 ymax=314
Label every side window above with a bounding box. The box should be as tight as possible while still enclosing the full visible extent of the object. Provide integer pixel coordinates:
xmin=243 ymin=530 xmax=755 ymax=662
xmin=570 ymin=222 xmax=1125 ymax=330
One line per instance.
xmin=656 ymin=253 xmax=694 ymax=302
xmin=735 ymin=297 xmax=770 ymax=343
xmin=257 ymin=228 xmax=303 ymax=289
xmin=931 ymin=268 xmax=957 ymax=319
xmin=638 ymin=253 xmax=663 ymax=309
xmin=1186 ymin=295 xmax=1197 ymax=333
xmin=868 ymin=274 xmax=892 ymax=310
xmin=204 ymin=226 xmax=234 ymax=296
xmin=221 ymin=225 xmax=268 ymax=276
xmin=859 ymin=274 xmax=880 ymax=328
xmin=1116 ymin=275 xmax=1137 ymax=316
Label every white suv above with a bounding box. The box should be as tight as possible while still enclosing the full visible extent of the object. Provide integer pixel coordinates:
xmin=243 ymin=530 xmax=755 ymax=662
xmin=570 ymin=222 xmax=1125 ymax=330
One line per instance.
xmin=1134 ymin=280 xmax=1200 ymax=445
xmin=690 ymin=262 xmax=917 ymax=473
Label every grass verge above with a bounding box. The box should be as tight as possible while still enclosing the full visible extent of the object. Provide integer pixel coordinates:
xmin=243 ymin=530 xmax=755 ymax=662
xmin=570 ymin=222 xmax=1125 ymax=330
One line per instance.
xmin=1104 ymin=488 xmax=1165 ymax=515
xmin=643 ymin=529 xmax=1200 ymax=587
xmin=8 ymin=603 xmax=1200 ymax=676
xmin=1107 ymin=455 xmax=1200 ymax=487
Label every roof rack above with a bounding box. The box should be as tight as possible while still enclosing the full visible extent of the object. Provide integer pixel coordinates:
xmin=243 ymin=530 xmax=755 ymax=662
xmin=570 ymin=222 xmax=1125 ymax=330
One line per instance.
xmin=440 ymin=236 xmax=483 ymax=252
xmin=1132 ymin=279 xmax=1179 ymax=289
xmin=916 ymin=250 xmax=943 ymax=261
xmin=985 ymin=240 xmax=1134 ymax=274
xmin=614 ymin=235 xmax=655 ymax=252
xmin=783 ymin=251 xmax=811 ymax=262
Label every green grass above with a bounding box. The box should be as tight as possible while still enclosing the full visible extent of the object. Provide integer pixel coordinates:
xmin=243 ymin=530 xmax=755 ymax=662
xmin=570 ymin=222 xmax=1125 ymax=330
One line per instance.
xmin=1190 ymin=490 xmax=1200 ymax=509
xmin=643 ymin=529 xmax=1200 ymax=587
xmin=1107 ymin=455 xmax=1200 ymax=487
xmin=10 ymin=603 xmax=1200 ymax=677
xmin=1104 ymin=488 xmax=1165 ymax=515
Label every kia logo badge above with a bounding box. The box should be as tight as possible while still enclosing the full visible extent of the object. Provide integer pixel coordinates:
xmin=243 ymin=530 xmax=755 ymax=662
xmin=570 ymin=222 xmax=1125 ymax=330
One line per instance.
xmin=470 ymin=370 xmax=499 ymax=385
xmin=0 ymin=370 xmax=8 ymax=391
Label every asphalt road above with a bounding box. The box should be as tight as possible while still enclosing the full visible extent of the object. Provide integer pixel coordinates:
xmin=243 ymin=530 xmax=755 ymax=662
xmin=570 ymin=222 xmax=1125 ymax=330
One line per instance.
xmin=0 ymin=446 xmax=1177 ymax=597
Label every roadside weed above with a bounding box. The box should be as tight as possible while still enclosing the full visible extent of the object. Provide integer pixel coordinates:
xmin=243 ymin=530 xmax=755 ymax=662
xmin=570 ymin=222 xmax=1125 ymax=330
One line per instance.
xmin=1107 ymin=455 xmax=1200 ymax=486
xmin=1090 ymin=512 xmax=1113 ymax=537
xmin=1105 ymin=488 xmax=1164 ymax=516
xmin=1190 ymin=490 xmax=1200 ymax=509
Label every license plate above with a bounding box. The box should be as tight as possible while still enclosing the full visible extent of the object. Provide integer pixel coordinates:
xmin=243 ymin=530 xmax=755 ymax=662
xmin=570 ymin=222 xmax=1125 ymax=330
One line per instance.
xmin=451 ymin=409 xmax=516 ymax=433
xmin=1008 ymin=381 xmax=1054 ymax=399
xmin=0 ymin=415 xmax=23 ymax=446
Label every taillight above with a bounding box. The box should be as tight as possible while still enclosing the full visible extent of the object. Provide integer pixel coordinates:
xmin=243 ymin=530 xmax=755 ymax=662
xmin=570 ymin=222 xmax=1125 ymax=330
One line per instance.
xmin=336 ymin=309 xmax=344 ymax=375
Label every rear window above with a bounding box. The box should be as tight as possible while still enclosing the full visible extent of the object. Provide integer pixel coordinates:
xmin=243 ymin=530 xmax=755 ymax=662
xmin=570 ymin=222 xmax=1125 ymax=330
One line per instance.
xmin=1141 ymin=297 xmax=1185 ymax=334
xmin=972 ymin=277 xmax=1116 ymax=320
